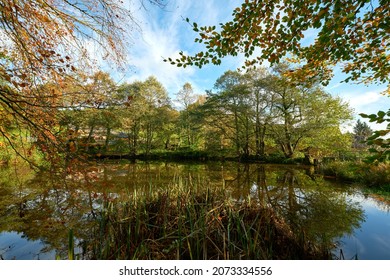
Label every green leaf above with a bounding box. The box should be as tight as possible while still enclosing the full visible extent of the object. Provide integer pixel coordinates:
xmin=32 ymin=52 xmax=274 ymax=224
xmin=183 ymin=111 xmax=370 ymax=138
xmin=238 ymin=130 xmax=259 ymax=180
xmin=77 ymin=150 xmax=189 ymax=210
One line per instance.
xmin=378 ymin=111 xmax=386 ymax=118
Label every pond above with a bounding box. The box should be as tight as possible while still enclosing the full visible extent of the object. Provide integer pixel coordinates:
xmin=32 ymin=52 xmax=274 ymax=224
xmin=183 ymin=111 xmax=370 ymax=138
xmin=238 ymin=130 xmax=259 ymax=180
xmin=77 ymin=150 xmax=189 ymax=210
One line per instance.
xmin=0 ymin=161 xmax=389 ymax=260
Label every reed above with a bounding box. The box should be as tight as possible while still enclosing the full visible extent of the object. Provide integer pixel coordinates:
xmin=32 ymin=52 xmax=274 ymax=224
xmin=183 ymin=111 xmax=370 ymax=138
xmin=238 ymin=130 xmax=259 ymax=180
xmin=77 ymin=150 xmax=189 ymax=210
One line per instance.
xmin=80 ymin=180 xmax=330 ymax=260
xmin=68 ymin=228 xmax=74 ymax=260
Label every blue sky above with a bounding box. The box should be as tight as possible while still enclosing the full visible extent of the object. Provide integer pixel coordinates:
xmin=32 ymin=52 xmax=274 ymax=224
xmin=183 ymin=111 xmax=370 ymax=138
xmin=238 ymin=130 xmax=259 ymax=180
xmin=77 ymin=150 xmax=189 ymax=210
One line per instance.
xmin=102 ymin=0 xmax=388 ymax=132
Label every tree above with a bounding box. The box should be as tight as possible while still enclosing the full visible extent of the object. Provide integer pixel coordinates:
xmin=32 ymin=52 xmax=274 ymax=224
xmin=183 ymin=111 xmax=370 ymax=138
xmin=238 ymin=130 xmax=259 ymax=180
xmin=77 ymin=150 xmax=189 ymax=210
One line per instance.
xmin=245 ymin=68 xmax=275 ymax=157
xmin=151 ymin=105 xmax=179 ymax=151
xmin=353 ymin=119 xmax=373 ymax=149
xmin=266 ymin=70 xmax=353 ymax=159
xmin=360 ymin=110 xmax=390 ymax=162
xmin=176 ymin=83 xmax=197 ymax=146
xmin=211 ymin=70 xmax=252 ymax=157
xmin=0 ymin=0 xmax=165 ymax=164
xmin=198 ymin=66 xmax=353 ymax=160
xmin=118 ymin=81 xmax=146 ymax=157
xmin=139 ymin=77 xmax=170 ymax=155
xmin=118 ymin=76 xmax=170 ymax=156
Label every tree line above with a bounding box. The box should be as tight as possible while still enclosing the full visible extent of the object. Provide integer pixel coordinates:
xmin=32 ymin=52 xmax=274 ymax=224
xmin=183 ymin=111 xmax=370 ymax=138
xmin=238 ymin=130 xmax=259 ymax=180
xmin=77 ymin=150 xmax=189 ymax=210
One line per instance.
xmin=51 ymin=65 xmax=371 ymax=164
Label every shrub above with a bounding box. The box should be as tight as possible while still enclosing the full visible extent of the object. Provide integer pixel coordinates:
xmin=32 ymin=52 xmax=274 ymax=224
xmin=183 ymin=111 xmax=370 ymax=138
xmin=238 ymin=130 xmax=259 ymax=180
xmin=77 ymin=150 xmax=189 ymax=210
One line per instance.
xmin=360 ymin=163 xmax=390 ymax=189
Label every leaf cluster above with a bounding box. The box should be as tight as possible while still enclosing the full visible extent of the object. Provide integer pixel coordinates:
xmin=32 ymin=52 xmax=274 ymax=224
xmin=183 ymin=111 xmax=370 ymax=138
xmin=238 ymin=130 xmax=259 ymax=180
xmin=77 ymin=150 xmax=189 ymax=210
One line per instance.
xmin=360 ymin=110 xmax=390 ymax=162
xmin=171 ymin=0 xmax=390 ymax=91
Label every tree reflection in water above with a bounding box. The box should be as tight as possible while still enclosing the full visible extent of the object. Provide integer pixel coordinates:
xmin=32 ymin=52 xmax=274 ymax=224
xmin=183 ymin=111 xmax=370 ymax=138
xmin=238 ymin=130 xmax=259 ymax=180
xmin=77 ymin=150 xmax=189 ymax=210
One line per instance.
xmin=0 ymin=161 xmax=366 ymax=259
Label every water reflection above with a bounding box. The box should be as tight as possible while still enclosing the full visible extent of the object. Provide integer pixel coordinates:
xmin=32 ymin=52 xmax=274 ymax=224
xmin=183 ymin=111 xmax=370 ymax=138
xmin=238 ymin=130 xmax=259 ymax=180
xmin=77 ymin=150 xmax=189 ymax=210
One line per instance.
xmin=0 ymin=161 xmax=387 ymax=259
xmin=336 ymin=194 xmax=390 ymax=260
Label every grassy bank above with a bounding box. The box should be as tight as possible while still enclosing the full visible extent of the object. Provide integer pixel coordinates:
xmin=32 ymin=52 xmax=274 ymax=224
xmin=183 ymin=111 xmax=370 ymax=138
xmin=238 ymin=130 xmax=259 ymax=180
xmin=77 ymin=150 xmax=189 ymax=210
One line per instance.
xmin=74 ymin=184 xmax=331 ymax=260
xmin=321 ymin=161 xmax=390 ymax=192
xmin=87 ymin=149 xmax=309 ymax=166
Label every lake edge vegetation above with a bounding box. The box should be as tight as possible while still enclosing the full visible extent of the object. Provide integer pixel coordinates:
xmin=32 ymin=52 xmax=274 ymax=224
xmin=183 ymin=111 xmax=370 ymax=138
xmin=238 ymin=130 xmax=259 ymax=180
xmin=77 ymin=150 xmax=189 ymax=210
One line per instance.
xmin=70 ymin=181 xmax=333 ymax=260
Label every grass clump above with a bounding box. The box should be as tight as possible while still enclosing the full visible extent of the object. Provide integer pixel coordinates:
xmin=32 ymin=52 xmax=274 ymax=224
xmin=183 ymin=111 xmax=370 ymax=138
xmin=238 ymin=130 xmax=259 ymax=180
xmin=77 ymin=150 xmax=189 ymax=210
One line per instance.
xmin=80 ymin=184 xmax=330 ymax=260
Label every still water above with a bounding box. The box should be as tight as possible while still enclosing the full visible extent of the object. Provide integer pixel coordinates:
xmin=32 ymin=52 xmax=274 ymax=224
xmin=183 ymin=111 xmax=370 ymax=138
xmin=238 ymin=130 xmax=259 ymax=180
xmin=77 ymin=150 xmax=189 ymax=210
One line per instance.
xmin=0 ymin=161 xmax=389 ymax=260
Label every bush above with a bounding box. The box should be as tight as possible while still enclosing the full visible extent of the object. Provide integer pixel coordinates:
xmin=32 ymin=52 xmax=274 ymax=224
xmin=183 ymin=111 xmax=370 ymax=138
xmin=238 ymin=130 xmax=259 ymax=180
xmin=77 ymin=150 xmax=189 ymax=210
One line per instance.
xmin=321 ymin=161 xmax=359 ymax=182
xmin=360 ymin=163 xmax=390 ymax=189
xmin=321 ymin=161 xmax=390 ymax=190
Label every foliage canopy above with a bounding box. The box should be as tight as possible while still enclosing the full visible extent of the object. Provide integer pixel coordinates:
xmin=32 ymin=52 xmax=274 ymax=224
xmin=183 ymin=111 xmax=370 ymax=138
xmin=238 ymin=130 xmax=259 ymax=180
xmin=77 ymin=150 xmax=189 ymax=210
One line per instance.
xmin=173 ymin=0 xmax=389 ymax=91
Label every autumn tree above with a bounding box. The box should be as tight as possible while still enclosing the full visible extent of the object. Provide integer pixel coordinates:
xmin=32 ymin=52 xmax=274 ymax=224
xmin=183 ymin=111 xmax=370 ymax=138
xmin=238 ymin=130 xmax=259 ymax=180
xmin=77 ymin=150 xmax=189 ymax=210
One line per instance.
xmin=174 ymin=0 xmax=389 ymax=88
xmin=81 ymin=71 xmax=120 ymax=152
xmin=0 ymin=0 xmax=166 ymax=164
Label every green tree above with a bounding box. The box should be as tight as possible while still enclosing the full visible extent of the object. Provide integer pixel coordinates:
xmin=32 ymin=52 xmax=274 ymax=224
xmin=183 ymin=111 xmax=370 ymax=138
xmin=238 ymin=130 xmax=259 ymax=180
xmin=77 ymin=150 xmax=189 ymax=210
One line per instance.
xmin=152 ymin=105 xmax=179 ymax=150
xmin=360 ymin=110 xmax=390 ymax=162
xmin=268 ymin=75 xmax=352 ymax=159
xmin=353 ymin=119 xmax=373 ymax=149
xmin=210 ymin=71 xmax=252 ymax=157
xmin=118 ymin=77 xmax=170 ymax=156
xmin=176 ymin=83 xmax=197 ymax=147
xmin=245 ymin=68 xmax=275 ymax=158
xmin=140 ymin=77 xmax=170 ymax=155
xmin=118 ymin=81 xmax=146 ymax=156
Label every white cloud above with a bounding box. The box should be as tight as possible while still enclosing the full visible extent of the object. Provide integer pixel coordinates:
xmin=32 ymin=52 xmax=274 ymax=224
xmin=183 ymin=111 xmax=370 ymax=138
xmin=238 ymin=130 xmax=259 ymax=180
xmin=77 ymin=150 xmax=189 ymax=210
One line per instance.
xmin=335 ymin=89 xmax=389 ymax=132
xmin=347 ymin=92 xmax=382 ymax=110
xmin=122 ymin=4 xmax=190 ymax=94
xmin=338 ymin=90 xmax=388 ymax=114
xmin=119 ymin=0 xmax=242 ymax=97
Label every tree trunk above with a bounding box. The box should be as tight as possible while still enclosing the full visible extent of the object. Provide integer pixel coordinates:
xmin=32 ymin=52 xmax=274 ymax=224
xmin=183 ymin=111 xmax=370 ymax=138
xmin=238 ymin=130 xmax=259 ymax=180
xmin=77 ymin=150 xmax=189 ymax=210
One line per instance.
xmin=146 ymin=123 xmax=153 ymax=156
xmin=129 ymin=122 xmax=139 ymax=157
xmin=280 ymin=142 xmax=295 ymax=158
xmin=86 ymin=124 xmax=95 ymax=152
xmin=104 ymin=127 xmax=111 ymax=152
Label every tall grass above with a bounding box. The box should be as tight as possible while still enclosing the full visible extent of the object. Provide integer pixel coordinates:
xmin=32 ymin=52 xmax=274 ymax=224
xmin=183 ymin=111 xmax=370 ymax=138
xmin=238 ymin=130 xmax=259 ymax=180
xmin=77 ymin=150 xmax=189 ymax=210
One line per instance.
xmin=77 ymin=179 xmax=330 ymax=260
